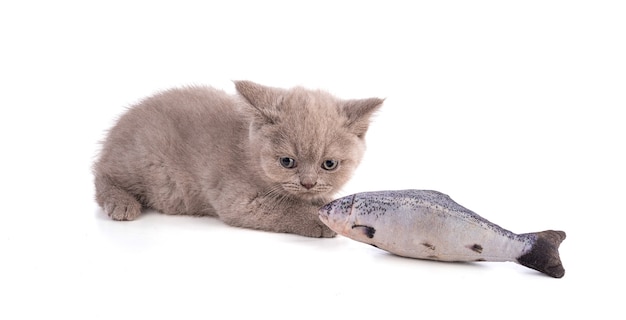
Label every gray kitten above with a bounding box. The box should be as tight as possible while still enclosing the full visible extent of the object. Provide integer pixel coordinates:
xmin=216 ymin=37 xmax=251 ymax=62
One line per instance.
xmin=93 ymin=81 xmax=383 ymax=237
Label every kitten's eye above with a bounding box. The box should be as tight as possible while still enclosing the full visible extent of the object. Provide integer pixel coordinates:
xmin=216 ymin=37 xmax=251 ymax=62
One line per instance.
xmin=279 ymin=157 xmax=297 ymax=169
xmin=322 ymin=159 xmax=339 ymax=171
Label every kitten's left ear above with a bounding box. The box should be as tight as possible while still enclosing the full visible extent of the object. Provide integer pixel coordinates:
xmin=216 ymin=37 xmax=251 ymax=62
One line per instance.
xmin=234 ymin=80 xmax=283 ymax=125
xmin=341 ymin=97 xmax=384 ymax=138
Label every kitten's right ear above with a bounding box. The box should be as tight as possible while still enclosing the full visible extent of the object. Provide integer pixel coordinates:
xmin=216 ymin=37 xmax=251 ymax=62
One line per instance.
xmin=341 ymin=97 xmax=384 ymax=139
xmin=234 ymin=80 xmax=283 ymax=125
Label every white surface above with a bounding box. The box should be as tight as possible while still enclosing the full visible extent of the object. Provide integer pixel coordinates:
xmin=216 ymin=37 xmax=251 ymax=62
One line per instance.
xmin=1 ymin=1 xmax=624 ymax=319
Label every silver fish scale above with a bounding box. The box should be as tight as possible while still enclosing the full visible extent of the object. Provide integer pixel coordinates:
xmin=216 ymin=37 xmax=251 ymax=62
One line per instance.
xmin=354 ymin=190 xmax=524 ymax=241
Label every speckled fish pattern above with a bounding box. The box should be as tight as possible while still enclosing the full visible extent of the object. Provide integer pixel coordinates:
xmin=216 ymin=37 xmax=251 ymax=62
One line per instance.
xmin=319 ymin=190 xmax=566 ymax=278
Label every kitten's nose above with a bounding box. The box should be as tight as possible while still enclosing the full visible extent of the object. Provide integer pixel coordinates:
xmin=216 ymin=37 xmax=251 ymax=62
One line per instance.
xmin=300 ymin=181 xmax=317 ymax=190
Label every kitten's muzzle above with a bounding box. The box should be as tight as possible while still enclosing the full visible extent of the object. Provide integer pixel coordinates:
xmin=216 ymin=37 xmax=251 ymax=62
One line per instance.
xmin=300 ymin=181 xmax=317 ymax=190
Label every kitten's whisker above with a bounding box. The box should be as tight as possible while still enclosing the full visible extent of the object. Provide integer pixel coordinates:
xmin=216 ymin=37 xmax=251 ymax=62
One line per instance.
xmin=261 ymin=184 xmax=291 ymax=211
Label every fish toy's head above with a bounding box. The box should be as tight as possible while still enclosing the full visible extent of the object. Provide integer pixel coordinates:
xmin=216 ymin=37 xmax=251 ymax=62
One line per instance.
xmin=318 ymin=194 xmax=356 ymax=233
xmin=320 ymin=192 xmax=386 ymax=242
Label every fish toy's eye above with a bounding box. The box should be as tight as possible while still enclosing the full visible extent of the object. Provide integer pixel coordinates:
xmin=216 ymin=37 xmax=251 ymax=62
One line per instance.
xmin=280 ymin=157 xmax=297 ymax=169
xmin=322 ymin=159 xmax=339 ymax=171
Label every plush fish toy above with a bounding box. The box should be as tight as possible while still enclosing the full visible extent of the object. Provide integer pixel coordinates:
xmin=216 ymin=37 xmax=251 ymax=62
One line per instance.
xmin=319 ymin=190 xmax=566 ymax=278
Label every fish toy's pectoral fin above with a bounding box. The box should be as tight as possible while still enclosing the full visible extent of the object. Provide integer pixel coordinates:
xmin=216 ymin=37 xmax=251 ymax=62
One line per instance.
xmin=352 ymin=224 xmax=376 ymax=239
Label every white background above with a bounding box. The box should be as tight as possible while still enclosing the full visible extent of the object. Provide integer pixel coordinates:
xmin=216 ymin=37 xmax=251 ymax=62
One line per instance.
xmin=1 ymin=1 xmax=624 ymax=319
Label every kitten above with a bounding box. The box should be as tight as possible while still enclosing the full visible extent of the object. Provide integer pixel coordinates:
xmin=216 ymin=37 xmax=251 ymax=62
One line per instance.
xmin=93 ymin=81 xmax=383 ymax=237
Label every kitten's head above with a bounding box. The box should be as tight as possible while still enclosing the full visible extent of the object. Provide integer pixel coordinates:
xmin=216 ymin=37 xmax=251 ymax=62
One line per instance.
xmin=235 ymin=80 xmax=383 ymax=201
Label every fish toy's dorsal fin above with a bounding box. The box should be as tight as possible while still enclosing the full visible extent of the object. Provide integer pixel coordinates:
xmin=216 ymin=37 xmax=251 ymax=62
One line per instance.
xmin=517 ymin=230 xmax=567 ymax=278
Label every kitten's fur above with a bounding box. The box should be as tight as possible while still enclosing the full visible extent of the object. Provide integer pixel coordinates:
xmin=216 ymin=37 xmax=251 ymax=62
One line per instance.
xmin=93 ymin=81 xmax=383 ymax=237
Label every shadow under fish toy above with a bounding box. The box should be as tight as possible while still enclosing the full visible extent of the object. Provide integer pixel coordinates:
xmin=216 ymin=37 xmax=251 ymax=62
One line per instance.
xmin=319 ymin=190 xmax=566 ymax=278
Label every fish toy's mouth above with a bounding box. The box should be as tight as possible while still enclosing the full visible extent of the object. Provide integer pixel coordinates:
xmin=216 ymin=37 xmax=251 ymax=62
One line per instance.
xmin=318 ymin=194 xmax=356 ymax=225
xmin=318 ymin=203 xmax=332 ymax=223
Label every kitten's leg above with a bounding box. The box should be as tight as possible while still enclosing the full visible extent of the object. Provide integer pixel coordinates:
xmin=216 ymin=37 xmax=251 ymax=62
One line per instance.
xmin=94 ymin=174 xmax=142 ymax=221
xmin=217 ymin=193 xmax=336 ymax=238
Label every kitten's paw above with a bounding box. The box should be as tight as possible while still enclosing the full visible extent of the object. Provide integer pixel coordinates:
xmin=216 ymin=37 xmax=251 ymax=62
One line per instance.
xmin=103 ymin=198 xmax=141 ymax=221
xmin=317 ymin=223 xmax=337 ymax=238
xmin=299 ymin=218 xmax=337 ymax=238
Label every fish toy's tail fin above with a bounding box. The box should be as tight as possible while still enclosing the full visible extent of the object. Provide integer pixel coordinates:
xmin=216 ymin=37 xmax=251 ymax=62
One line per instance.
xmin=517 ymin=230 xmax=566 ymax=278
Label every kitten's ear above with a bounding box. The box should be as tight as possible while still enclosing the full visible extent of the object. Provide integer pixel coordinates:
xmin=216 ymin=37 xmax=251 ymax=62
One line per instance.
xmin=234 ymin=80 xmax=283 ymax=125
xmin=341 ymin=98 xmax=384 ymax=138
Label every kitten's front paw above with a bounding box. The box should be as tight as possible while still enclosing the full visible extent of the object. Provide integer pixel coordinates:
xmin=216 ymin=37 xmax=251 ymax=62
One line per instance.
xmin=299 ymin=218 xmax=336 ymax=238
xmin=103 ymin=198 xmax=141 ymax=221
xmin=318 ymin=223 xmax=337 ymax=238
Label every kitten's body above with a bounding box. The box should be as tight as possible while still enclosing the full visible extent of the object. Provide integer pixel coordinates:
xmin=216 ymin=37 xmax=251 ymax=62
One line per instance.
xmin=94 ymin=81 xmax=382 ymax=237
